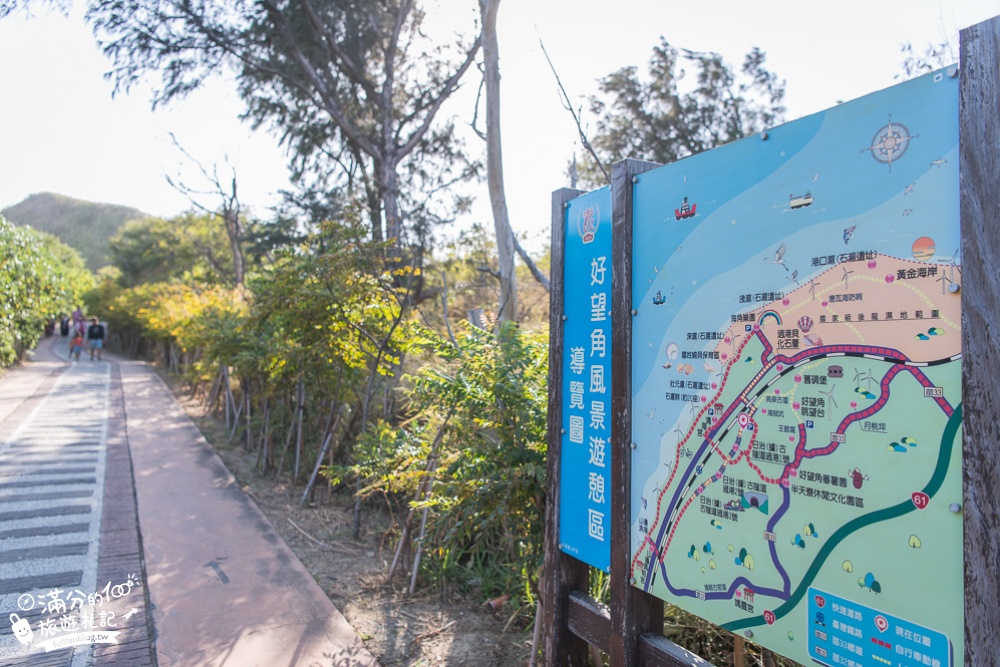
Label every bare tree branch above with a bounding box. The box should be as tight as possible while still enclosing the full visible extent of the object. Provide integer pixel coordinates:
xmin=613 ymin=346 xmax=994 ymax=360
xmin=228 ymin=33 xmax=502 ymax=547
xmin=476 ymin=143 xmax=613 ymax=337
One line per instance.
xmin=165 ymin=132 xmax=245 ymax=284
xmin=512 ymin=234 xmax=549 ymax=291
xmin=539 ymin=38 xmax=610 ymax=184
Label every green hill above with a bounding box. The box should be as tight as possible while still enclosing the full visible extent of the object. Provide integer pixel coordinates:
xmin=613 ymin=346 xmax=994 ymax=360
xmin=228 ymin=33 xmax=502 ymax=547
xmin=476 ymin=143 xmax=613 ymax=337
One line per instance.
xmin=1 ymin=192 xmax=151 ymax=271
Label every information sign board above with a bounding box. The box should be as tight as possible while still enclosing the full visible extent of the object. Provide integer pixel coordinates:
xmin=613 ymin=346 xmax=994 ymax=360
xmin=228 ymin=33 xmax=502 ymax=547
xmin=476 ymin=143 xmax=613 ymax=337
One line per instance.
xmin=627 ymin=70 xmax=962 ymax=665
xmin=559 ymin=186 xmax=612 ymax=572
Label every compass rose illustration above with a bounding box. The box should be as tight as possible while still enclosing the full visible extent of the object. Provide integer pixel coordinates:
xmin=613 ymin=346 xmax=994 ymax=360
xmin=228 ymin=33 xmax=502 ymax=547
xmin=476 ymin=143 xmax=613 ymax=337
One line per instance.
xmin=862 ymin=114 xmax=916 ymax=171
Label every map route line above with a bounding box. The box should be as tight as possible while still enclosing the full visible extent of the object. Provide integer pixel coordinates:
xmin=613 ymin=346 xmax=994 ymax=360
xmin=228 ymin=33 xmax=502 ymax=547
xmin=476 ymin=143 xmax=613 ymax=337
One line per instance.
xmin=636 ymin=342 xmax=958 ymax=591
xmin=654 ymin=560 xmax=788 ymax=602
xmin=720 ymin=403 xmax=963 ymax=633
xmin=766 ymin=484 xmax=794 ymax=594
xmin=630 ymin=334 xmax=759 ymax=576
xmin=673 ymin=363 xmax=954 ymax=606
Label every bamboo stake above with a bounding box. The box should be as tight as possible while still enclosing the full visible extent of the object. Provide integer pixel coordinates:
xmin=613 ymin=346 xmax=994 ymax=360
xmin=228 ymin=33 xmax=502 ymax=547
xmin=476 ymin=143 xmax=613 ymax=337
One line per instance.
xmin=293 ymin=380 xmax=304 ymax=483
xmin=228 ymin=395 xmax=244 ymax=442
xmin=223 ymin=366 xmax=234 ymax=429
xmin=387 ymin=474 xmax=427 ymax=582
xmin=409 ymin=499 xmax=431 ymax=595
xmin=205 ymin=368 xmax=223 ymax=415
xmin=528 ymin=601 xmax=543 ymax=667
xmin=275 ymin=390 xmax=298 ymax=481
xmin=223 ymin=373 xmax=230 ymax=428
xmin=244 ymin=384 xmax=253 ymax=451
xmin=300 ymin=402 xmax=343 ymax=507
xmin=408 ymin=420 xmax=452 ymax=594
xmin=257 ymin=397 xmax=270 ymax=473
xmin=387 ymin=414 xmax=452 ymax=582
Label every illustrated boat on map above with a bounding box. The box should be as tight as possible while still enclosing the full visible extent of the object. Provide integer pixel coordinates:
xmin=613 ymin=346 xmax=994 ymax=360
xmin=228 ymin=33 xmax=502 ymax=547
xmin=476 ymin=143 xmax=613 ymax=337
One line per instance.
xmin=674 ymin=197 xmax=697 ymax=220
xmin=789 ymin=192 xmax=813 ymax=209
xmin=652 ymin=291 xmax=666 ymax=305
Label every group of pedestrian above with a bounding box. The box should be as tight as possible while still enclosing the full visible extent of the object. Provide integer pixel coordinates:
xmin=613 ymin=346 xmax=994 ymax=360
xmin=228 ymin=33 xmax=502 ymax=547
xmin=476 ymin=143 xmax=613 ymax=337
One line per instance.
xmin=59 ymin=305 xmax=106 ymax=361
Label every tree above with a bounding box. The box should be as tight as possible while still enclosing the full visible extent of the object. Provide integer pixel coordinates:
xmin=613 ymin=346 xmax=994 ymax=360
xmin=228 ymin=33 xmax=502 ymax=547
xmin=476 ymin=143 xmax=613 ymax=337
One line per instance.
xmin=0 ymin=216 xmax=93 ymax=366
xmin=578 ymin=39 xmax=786 ymax=188
xmin=897 ymin=40 xmax=956 ymax=80
xmin=109 ymin=213 xmax=234 ymax=287
xmin=165 ymin=134 xmax=247 ymax=286
xmin=476 ymin=0 xmax=516 ymax=322
xmin=87 ymin=0 xmax=482 ymax=265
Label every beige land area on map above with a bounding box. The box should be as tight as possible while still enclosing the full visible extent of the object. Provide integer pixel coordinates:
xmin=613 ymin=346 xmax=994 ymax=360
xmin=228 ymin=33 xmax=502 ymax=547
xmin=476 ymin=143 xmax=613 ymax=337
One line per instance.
xmin=719 ymin=253 xmax=961 ymax=359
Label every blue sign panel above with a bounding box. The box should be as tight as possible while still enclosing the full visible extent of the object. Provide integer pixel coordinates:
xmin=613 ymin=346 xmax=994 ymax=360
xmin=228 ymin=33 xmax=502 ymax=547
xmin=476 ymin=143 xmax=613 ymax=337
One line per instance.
xmin=808 ymin=588 xmax=952 ymax=667
xmin=558 ymin=186 xmax=612 ymax=572
xmin=627 ymin=68 xmax=963 ymax=666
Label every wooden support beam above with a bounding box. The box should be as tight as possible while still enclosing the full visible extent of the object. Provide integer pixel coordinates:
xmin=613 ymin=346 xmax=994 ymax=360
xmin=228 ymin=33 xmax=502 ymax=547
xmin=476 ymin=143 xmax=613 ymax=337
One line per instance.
xmin=564 ymin=592 xmax=717 ymax=667
xmin=959 ymin=15 xmax=1000 ymax=667
xmin=610 ymin=159 xmax=664 ymax=666
xmin=543 ymin=187 xmax=590 ymax=667
xmin=567 ymin=591 xmax=610 ymax=655
xmin=639 ymin=634 xmax=716 ymax=667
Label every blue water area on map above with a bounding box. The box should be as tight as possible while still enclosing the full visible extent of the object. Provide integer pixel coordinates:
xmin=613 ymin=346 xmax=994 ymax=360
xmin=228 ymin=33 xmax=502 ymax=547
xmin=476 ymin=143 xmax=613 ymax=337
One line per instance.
xmin=807 ymin=587 xmax=952 ymax=667
xmin=629 ymin=70 xmax=959 ymax=500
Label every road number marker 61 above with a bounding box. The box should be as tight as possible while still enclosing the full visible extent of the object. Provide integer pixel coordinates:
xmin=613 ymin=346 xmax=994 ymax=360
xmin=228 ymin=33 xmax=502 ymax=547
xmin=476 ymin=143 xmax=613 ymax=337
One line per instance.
xmin=911 ymin=491 xmax=930 ymax=510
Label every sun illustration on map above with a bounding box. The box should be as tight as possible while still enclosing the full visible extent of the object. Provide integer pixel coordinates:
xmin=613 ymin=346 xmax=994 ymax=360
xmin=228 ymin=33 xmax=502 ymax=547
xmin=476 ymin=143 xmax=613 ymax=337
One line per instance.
xmin=912 ymin=236 xmax=936 ymax=261
xmin=862 ymin=114 xmax=916 ymax=171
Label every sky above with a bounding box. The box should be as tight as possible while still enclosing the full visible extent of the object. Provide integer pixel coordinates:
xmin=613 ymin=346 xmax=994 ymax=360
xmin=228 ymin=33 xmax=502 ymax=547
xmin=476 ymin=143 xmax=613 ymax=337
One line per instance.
xmin=1 ymin=0 xmax=998 ymax=250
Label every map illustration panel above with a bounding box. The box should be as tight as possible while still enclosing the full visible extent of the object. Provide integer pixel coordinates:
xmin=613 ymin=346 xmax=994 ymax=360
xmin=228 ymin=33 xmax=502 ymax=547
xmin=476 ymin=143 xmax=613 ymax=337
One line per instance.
xmin=629 ymin=70 xmax=962 ymax=667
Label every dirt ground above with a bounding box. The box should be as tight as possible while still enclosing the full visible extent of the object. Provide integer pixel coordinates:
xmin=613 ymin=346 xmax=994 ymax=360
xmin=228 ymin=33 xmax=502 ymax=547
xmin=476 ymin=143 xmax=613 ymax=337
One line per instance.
xmin=167 ymin=377 xmax=535 ymax=667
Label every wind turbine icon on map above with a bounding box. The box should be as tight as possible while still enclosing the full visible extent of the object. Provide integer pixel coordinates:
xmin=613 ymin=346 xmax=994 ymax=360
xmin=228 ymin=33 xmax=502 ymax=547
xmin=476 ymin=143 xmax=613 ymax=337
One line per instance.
xmin=820 ymin=385 xmax=838 ymax=419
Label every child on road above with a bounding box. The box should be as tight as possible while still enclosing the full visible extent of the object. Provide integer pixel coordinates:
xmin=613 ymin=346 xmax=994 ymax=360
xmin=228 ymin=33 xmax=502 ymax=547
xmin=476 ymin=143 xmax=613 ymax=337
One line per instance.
xmin=70 ymin=331 xmax=84 ymax=361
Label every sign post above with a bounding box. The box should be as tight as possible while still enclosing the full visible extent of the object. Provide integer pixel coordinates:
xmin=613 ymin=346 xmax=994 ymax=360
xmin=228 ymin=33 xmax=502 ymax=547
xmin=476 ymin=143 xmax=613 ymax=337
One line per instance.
xmin=542 ymin=15 xmax=1000 ymax=666
xmin=959 ymin=16 xmax=1000 ymax=667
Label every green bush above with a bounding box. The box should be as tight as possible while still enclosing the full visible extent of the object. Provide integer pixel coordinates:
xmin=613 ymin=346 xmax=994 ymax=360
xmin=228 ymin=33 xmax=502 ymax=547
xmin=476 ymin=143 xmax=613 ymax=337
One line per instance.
xmin=0 ymin=216 xmax=93 ymax=366
xmin=346 ymin=321 xmax=549 ymax=601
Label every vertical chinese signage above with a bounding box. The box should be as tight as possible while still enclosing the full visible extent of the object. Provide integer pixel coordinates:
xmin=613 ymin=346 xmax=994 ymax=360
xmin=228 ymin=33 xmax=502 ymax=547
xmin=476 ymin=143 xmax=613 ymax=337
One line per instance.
xmin=559 ymin=186 xmax=612 ymax=572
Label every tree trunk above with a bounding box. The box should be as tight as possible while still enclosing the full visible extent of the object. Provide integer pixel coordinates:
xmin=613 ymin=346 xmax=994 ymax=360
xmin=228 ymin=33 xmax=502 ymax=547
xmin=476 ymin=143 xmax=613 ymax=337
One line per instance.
xmin=379 ymin=161 xmax=404 ymax=256
xmin=294 ymin=380 xmax=305 ymax=483
xmin=224 ymin=205 xmax=245 ymax=286
xmin=479 ymin=0 xmax=518 ymax=323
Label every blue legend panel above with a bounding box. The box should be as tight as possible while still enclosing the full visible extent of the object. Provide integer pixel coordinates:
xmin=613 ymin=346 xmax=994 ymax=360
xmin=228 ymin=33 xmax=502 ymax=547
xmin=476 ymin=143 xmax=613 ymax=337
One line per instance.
xmin=808 ymin=588 xmax=952 ymax=667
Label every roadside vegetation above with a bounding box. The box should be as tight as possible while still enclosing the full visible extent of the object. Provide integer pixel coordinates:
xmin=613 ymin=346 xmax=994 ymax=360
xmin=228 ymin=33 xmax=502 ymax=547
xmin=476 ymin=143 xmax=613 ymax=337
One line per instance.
xmin=0 ymin=215 xmax=94 ymax=367
xmin=1 ymin=1 xmax=804 ymax=664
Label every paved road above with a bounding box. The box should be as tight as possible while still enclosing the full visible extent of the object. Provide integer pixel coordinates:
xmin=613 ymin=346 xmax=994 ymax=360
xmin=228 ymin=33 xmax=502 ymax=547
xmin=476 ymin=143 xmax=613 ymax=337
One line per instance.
xmin=0 ymin=340 xmax=151 ymax=667
xmin=0 ymin=337 xmax=377 ymax=667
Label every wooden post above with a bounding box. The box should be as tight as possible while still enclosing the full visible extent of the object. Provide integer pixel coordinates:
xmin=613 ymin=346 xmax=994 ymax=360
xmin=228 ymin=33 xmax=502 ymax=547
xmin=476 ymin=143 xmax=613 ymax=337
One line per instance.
xmin=542 ymin=187 xmax=590 ymax=666
xmin=733 ymin=636 xmax=745 ymax=667
xmin=610 ymin=159 xmax=664 ymax=666
xmin=959 ymin=16 xmax=1000 ymax=667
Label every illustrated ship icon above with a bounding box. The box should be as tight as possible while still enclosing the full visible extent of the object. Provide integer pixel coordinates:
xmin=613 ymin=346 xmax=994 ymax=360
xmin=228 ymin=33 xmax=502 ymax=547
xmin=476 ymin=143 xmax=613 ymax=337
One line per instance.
xmin=652 ymin=291 xmax=666 ymax=305
xmin=789 ymin=192 xmax=813 ymax=209
xmin=674 ymin=197 xmax=697 ymax=220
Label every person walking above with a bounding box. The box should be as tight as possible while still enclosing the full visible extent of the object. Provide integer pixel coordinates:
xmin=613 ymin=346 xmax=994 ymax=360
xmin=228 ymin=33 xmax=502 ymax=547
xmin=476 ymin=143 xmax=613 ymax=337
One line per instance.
xmin=87 ymin=316 xmax=106 ymax=361
xmin=71 ymin=305 xmax=85 ymax=332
